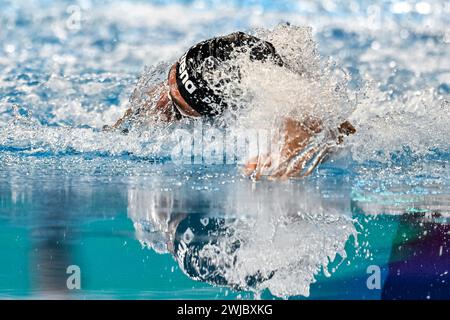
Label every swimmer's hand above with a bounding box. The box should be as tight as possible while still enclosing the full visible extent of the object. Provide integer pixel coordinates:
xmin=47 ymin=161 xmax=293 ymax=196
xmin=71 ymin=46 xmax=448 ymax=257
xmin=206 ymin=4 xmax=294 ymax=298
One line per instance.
xmin=243 ymin=118 xmax=355 ymax=180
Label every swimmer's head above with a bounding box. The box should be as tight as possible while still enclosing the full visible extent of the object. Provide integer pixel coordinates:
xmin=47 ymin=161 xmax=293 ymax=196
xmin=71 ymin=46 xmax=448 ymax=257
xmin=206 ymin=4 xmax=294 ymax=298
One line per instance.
xmin=173 ymin=214 xmax=275 ymax=290
xmin=168 ymin=32 xmax=284 ymax=118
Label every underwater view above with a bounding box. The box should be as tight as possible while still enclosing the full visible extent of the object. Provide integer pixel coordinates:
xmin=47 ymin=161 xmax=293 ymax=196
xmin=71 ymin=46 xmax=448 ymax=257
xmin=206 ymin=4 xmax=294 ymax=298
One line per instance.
xmin=0 ymin=0 xmax=449 ymax=300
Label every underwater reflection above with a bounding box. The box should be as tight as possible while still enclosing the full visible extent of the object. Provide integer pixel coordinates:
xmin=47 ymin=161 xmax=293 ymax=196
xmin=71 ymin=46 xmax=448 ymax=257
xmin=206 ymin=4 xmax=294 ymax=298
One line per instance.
xmin=128 ymin=176 xmax=357 ymax=298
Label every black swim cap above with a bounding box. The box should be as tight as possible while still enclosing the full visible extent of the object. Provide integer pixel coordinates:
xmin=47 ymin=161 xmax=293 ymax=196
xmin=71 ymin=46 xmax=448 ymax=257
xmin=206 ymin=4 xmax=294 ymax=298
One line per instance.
xmin=173 ymin=214 xmax=275 ymax=290
xmin=174 ymin=32 xmax=284 ymax=117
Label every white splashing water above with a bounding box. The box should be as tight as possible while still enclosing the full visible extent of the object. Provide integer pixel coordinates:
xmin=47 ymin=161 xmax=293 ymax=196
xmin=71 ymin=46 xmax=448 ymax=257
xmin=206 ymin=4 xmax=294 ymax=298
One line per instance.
xmin=108 ymin=23 xmax=449 ymax=169
xmin=128 ymin=177 xmax=357 ymax=298
xmin=222 ymin=182 xmax=356 ymax=298
xmin=0 ymin=1 xmax=448 ymax=170
xmin=205 ymin=25 xmax=358 ymax=150
xmin=349 ymin=87 xmax=449 ymax=162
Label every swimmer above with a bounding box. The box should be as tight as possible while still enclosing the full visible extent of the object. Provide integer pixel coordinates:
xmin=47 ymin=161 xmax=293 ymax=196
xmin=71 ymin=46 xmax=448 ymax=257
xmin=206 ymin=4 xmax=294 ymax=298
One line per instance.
xmin=106 ymin=32 xmax=355 ymax=179
xmin=129 ymin=190 xmax=276 ymax=291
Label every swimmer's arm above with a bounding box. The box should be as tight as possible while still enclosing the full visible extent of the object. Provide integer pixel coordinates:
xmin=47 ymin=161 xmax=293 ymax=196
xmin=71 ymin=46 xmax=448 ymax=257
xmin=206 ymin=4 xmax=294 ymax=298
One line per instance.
xmin=104 ymin=82 xmax=172 ymax=131
xmin=244 ymin=117 xmax=355 ymax=180
xmin=107 ymin=107 xmax=133 ymax=130
xmin=243 ymin=117 xmax=320 ymax=179
xmin=270 ymin=118 xmax=355 ymax=179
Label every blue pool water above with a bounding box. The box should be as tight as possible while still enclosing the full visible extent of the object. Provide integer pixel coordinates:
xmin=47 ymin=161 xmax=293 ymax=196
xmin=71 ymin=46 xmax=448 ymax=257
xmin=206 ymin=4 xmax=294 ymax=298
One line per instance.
xmin=0 ymin=0 xmax=449 ymax=299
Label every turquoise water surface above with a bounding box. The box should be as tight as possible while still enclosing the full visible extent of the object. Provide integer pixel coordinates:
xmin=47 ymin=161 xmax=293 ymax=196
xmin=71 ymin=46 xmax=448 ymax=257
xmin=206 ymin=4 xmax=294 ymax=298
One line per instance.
xmin=0 ymin=0 xmax=449 ymax=299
